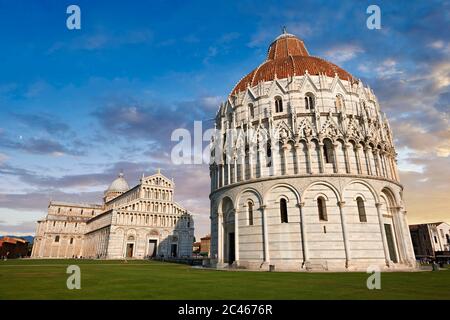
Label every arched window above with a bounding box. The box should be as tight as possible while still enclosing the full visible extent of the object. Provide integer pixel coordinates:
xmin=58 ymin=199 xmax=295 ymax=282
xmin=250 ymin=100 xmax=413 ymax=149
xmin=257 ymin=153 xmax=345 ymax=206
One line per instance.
xmin=323 ymin=140 xmax=334 ymax=164
xmin=266 ymin=142 xmax=272 ymax=167
xmin=317 ymin=197 xmax=328 ymax=221
xmin=57 ymin=208 xmax=61 ymax=214
xmin=81 ymin=209 xmax=83 ymax=215
xmin=248 ymin=103 xmax=254 ymax=118
xmin=275 ymin=96 xmax=283 ymax=113
xmin=305 ymin=93 xmax=315 ymax=110
xmin=357 ymin=197 xmax=367 ymax=222
xmin=280 ymin=198 xmax=288 ymax=223
xmin=55 ymin=235 xmax=60 ymax=243
xmin=248 ymin=201 xmax=254 ymax=225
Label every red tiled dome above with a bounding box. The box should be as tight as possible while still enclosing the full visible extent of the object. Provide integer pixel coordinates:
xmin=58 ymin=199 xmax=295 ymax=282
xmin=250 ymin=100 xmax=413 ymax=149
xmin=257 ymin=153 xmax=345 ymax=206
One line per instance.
xmin=231 ymin=32 xmax=355 ymax=95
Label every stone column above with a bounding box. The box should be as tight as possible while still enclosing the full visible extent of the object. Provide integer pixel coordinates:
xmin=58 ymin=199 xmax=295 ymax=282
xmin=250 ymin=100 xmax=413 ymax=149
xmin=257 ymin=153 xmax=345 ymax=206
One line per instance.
xmin=240 ymin=151 xmax=245 ymax=181
xmin=297 ymin=202 xmax=309 ymax=267
xmin=233 ymin=158 xmax=238 ymax=184
xmin=375 ymin=203 xmax=390 ymax=266
xmin=281 ymin=144 xmax=288 ymax=175
xmin=355 ymin=144 xmax=362 ymax=174
xmin=392 ymin=206 xmax=408 ymax=264
xmin=260 ymin=205 xmax=270 ymax=264
xmin=271 ymin=143 xmax=278 ymax=176
xmin=364 ymin=146 xmax=372 ymax=175
xmin=318 ymin=142 xmax=325 ymax=173
xmin=337 ymin=201 xmax=351 ymax=268
xmin=234 ymin=209 xmax=239 ymax=265
xmin=390 ymin=157 xmax=397 ymax=180
xmin=374 ymin=149 xmax=381 ymax=176
xmin=220 ymin=164 xmax=224 ymax=187
xmin=217 ymin=212 xmax=224 ymax=264
xmin=226 ymin=163 xmax=231 ymax=185
xmin=249 ymin=148 xmax=254 ymax=179
xmin=214 ymin=166 xmax=218 ymax=189
xmin=343 ymin=142 xmax=351 ymax=173
xmin=393 ymin=158 xmax=400 ymax=181
xmin=306 ymin=142 xmax=313 ymax=174
xmin=258 ymin=145 xmax=266 ymax=177
xmin=399 ymin=210 xmax=417 ymax=265
xmin=332 ymin=143 xmax=339 ymax=173
xmin=378 ymin=152 xmax=385 ymax=177
xmin=294 ymin=143 xmax=302 ymax=174
xmin=382 ymin=153 xmax=390 ymax=179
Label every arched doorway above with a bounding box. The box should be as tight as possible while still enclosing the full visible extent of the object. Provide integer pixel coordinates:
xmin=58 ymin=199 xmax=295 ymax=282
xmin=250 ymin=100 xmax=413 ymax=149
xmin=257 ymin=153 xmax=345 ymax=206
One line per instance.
xmin=220 ymin=197 xmax=235 ymax=265
xmin=125 ymin=235 xmax=135 ymax=258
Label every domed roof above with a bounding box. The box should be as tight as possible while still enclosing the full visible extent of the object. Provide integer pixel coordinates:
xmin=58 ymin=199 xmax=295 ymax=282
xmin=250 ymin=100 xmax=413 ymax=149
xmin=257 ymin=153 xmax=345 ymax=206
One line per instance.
xmin=231 ymin=31 xmax=355 ymax=95
xmin=106 ymin=172 xmax=129 ymax=193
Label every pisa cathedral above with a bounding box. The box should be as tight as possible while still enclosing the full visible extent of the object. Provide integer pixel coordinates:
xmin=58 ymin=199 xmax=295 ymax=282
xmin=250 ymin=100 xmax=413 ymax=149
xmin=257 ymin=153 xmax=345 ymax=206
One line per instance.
xmin=31 ymin=171 xmax=194 ymax=259
xmin=209 ymin=30 xmax=417 ymax=271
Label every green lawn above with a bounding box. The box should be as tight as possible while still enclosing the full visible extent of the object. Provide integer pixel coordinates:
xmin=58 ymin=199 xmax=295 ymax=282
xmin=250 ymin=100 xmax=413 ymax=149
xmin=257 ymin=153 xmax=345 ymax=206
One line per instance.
xmin=0 ymin=259 xmax=449 ymax=300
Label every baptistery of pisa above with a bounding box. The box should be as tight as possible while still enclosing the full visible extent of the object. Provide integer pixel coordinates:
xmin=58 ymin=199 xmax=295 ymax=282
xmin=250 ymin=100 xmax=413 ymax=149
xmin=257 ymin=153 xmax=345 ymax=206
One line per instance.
xmin=208 ymin=30 xmax=416 ymax=271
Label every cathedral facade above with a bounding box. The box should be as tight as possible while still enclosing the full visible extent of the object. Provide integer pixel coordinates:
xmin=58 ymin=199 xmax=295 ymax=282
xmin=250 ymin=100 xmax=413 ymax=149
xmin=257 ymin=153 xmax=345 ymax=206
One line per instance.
xmin=209 ymin=31 xmax=416 ymax=271
xmin=31 ymin=171 xmax=195 ymax=259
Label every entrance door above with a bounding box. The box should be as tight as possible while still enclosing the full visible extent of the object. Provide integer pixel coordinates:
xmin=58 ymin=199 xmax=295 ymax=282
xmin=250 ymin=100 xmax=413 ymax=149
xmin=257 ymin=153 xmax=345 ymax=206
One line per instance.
xmin=171 ymin=244 xmax=178 ymax=257
xmin=384 ymin=224 xmax=398 ymax=263
xmin=126 ymin=243 xmax=134 ymax=258
xmin=148 ymin=240 xmax=157 ymax=258
xmin=228 ymin=232 xmax=235 ymax=264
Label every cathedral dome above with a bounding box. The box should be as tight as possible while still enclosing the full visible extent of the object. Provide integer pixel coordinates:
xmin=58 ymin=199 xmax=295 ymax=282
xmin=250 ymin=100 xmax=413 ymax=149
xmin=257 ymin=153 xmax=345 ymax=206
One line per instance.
xmin=231 ymin=31 xmax=355 ymax=95
xmin=107 ymin=173 xmax=129 ymax=193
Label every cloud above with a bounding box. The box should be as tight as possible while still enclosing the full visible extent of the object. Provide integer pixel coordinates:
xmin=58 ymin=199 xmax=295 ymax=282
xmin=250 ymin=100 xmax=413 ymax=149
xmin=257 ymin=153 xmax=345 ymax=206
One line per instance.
xmin=428 ymin=40 xmax=450 ymax=55
xmin=393 ymin=121 xmax=450 ymax=157
xmin=200 ymin=96 xmax=222 ymax=110
xmin=323 ymin=44 xmax=364 ymax=64
xmin=0 ymin=220 xmax=37 ymax=235
xmin=203 ymin=32 xmax=241 ymax=64
xmin=430 ymin=62 xmax=450 ymax=90
xmin=0 ymin=190 xmax=101 ymax=211
xmin=24 ymin=80 xmax=52 ymax=98
xmin=247 ymin=22 xmax=312 ymax=48
xmin=400 ymin=155 xmax=450 ymax=224
xmin=219 ymin=32 xmax=240 ymax=44
xmin=358 ymin=59 xmax=403 ymax=80
xmin=0 ymin=153 xmax=7 ymax=164
xmin=0 ymin=135 xmax=83 ymax=156
xmin=11 ymin=112 xmax=70 ymax=135
xmin=92 ymin=96 xmax=216 ymax=144
xmin=48 ymin=29 xmax=153 ymax=53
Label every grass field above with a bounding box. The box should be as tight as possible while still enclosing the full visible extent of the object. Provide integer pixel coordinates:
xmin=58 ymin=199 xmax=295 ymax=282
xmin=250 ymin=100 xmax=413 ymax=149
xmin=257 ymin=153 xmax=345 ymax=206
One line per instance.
xmin=0 ymin=259 xmax=449 ymax=300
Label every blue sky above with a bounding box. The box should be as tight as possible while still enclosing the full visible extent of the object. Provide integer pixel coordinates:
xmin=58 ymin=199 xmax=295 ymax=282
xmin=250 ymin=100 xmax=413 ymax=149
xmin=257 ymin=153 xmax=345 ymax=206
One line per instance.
xmin=0 ymin=0 xmax=449 ymax=238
